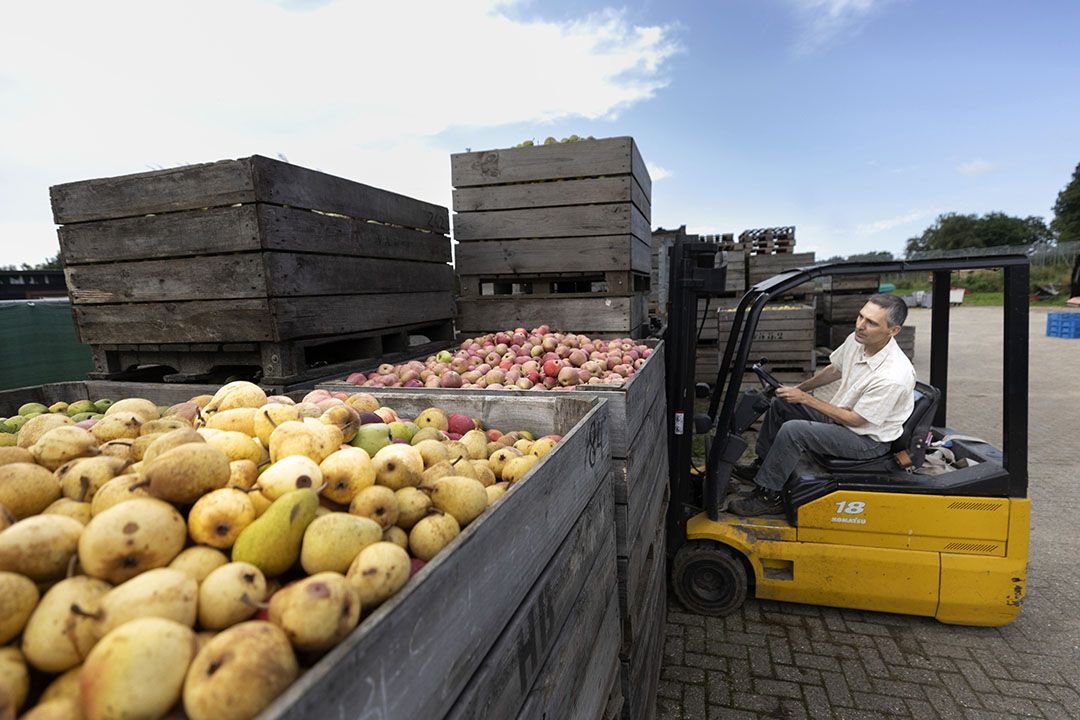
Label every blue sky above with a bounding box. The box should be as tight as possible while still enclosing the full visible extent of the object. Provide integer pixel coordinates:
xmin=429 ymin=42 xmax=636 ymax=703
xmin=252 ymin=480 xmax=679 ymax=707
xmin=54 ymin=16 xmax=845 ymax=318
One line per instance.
xmin=2 ymin=0 xmax=1078 ymax=263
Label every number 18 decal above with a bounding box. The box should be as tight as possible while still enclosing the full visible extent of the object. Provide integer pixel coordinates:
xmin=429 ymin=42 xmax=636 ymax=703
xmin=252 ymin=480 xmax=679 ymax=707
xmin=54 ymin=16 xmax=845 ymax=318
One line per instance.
xmin=835 ymin=500 xmax=865 ymax=514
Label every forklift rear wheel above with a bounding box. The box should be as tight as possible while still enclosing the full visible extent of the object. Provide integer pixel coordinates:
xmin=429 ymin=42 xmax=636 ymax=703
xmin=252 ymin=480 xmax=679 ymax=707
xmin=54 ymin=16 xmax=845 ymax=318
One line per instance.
xmin=672 ymin=541 xmax=748 ymax=616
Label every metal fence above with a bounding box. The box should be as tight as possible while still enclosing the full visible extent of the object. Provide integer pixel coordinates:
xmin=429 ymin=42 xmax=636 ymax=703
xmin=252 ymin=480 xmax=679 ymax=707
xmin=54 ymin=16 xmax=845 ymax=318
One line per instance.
xmin=909 ymin=241 xmax=1080 ymax=266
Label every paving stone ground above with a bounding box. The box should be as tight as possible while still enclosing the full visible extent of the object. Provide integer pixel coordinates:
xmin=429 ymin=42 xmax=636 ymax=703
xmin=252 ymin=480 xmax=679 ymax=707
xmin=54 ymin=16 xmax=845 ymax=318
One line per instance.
xmin=659 ymin=307 xmax=1080 ymax=719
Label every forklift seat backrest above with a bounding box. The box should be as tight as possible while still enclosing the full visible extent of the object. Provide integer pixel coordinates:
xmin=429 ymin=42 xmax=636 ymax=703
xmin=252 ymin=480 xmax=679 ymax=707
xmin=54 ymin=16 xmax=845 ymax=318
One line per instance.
xmin=891 ymin=381 xmax=940 ymax=468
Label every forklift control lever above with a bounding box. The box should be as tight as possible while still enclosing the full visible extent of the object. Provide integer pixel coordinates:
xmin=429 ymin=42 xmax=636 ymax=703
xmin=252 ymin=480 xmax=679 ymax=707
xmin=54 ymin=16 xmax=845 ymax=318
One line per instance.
xmin=751 ymin=358 xmax=783 ymax=395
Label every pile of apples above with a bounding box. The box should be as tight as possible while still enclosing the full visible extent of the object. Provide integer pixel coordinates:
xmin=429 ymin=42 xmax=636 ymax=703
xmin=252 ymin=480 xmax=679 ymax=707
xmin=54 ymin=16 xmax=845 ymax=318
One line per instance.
xmin=346 ymin=325 xmax=652 ymax=390
xmin=0 ymin=381 xmax=558 ymax=720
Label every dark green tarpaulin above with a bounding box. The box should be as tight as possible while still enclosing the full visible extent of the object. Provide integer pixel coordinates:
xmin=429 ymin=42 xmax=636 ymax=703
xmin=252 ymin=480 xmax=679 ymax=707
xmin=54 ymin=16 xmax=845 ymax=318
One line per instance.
xmin=0 ymin=300 xmax=93 ymax=391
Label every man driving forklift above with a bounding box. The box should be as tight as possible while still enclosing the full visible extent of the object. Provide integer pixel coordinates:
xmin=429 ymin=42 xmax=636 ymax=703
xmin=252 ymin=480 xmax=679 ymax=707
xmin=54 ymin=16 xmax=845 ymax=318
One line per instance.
xmin=729 ymin=294 xmax=916 ymax=516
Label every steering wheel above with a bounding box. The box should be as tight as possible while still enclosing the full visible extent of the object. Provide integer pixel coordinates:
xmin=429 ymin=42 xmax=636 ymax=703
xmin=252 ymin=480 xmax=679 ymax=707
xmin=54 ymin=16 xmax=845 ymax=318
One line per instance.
xmin=751 ymin=359 xmax=782 ymax=395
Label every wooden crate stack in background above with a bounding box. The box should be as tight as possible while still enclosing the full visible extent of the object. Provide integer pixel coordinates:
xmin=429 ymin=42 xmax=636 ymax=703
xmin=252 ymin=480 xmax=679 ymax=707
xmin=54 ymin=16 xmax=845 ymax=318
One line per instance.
xmin=650 ymin=225 xmax=690 ymax=321
xmin=451 ymin=138 xmax=652 ymax=337
xmin=51 ymin=156 xmax=455 ymax=385
xmin=815 ymin=275 xmax=915 ymax=364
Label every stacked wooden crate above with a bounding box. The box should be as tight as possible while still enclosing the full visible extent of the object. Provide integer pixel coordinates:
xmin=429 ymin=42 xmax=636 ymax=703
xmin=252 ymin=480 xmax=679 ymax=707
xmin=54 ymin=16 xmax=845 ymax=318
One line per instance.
xmin=816 ymin=275 xmax=915 ymax=365
xmin=451 ymin=138 xmax=652 ymax=337
xmin=650 ymin=226 xmax=691 ymax=321
xmin=51 ymin=156 xmax=455 ymax=385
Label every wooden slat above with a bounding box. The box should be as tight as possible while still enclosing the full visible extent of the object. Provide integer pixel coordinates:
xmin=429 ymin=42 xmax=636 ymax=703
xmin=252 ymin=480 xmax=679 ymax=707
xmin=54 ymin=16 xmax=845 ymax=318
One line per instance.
xmin=260 ymin=394 xmax=608 ymax=720
xmin=617 ymin=470 xmax=668 ymax=650
xmin=447 ymin=482 xmax=615 ymax=720
xmin=271 ymin=292 xmax=455 ymax=340
xmin=629 ymin=139 xmax=653 ymax=205
xmin=453 ymin=176 xmax=650 ymax=221
xmin=454 ymin=203 xmax=648 ymax=242
xmin=65 ymin=255 xmax=268 ymax=304
xmin=612 ymin=386 xmax=666 ymax=552
xmin=451 ymin=137 xmax=647 ymax=192
xmin=74 ymin=299 xmax=274 ymax=344
xmin=454 ymin=236 xmax=650 ymax=276
xmin=51 ymin=156 xmax=449 ymax=234
xmin=621 ymin=552 xmax=666 ymax=720
xmin=263 ymin=254 xmax=453 ymax=297
xmin=457 ymin=296 xmax=641 ymax=336
xmin=822 ymin=275 xmax=880 ymax=292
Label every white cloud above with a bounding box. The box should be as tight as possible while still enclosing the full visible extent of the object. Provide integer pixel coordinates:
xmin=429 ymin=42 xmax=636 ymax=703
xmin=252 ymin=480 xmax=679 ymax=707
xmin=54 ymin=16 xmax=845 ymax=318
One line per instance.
xmin=646 ymin=162 xmax=672 ymax=181
xmin=788 ymin=0 xmax=887 ymax=53
xmin=856 ymin=208 xmax=941 ymax=236
xmin=957 ymin=160 xmax=997 ymax=176
xmin=0 ymin=0 xmax=678 ymax=265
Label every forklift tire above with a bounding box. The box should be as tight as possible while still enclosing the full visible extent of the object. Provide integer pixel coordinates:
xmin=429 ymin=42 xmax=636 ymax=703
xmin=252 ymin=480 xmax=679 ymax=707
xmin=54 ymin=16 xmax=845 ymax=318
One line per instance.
xmin=671 ymin=541 xmax=748 ymax=617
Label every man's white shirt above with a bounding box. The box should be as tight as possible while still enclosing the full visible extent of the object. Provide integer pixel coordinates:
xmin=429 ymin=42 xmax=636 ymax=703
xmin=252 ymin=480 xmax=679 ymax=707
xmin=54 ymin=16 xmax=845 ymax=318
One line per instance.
xmin=827 ymin=333 xmax=916 ymax=443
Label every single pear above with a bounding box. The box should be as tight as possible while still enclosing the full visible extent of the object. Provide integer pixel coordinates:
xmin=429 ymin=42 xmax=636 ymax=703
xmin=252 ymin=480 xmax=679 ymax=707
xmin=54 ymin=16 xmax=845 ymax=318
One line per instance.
xmin=459 ymin=429 xmax=489 ymax=460
xmin=346 ymin=542 xmax=410 ymax=609
xmin=257 ymin=455 xmax=323 ymax=501
xmin=169 ymin=546 xmax=229 ymax=583
xmin=188 ymin=488 xmax=256 ymax=548
xmin=372 ymin=444 xmax=423 ymax=490
xmin=486 ymin=482 xmax=510 ymax=506
xmin=409 ymin=426 xmax=445 ymax=445
xmin=319 ymin=447 xmax=375 ymax=504
xmin=57 ymin=455 xmax=130 ymax=502
xmin=269 ymin=571 xmax=360 ymax=652
xmin=17 ymin=413 xmax=72 ymax=449
xmin=144 ymin=442 xmax=230 ymax=504
xmin=501 ymin=454 xmax=540 ymax=483
xmin=469 ymin=460 xmax=497 ymax=487
xmin=96 ymin=438 xmax=134 ymax=462
xmin=182 ymin=621 xmax=298 ymax=720
xmin=22 ymin=576 xmax=111 ymax=672
xmin=348 ymin=485 xmax=398 ymax=530
xmin=350 ymin=422 xmax=393 ymax=457
xmin=142 ymin=427 xmax=204 ymax=464
xmin=205 ymin=407 xmax=258 ymax=436
xmin=80 ymin=617 xmax=196 ymax=720
xmin=40 ymin=666 xmax=83 ymax=705
xmin=300 ymin=512 xmax=382 ymax=574
xmin=94 ymin=567 xmax=198 ymax=638
xmin=249 ymin=490 xmax=272 ymax=517
xmin=529 ymin=436 xmax=559 ymax=459
xmin=0 ymin=446 xmax=33 ymax=466
xmin=448 ymin=456 xmax=478 ymax=481
xmin=205 ymin=430 xmax=262 ymax=464
xmin=383 ymin=525 xmax=408 ymax=550
xmin=421 ymin=460 xmax=456 ymax=485
xmin=104 ymin=398 xmax=160 ymax=422
xmin=0 ymin=515 xmax=83 ymax=582
xmin=422 ymin=476 xmax=487 ymax=526
xmin=414 ymin=408 xmax=449 ymax=431
xmin=253 ymin=403 xmax=301 ymax=446
xmin=0 ymin=646 xmax=29 ymax=717
xmin=204 ymin=381 xmax=267 ymax=413
xmin=78 ymin=497 xmax=187 ymax=583
xmin=408 ymin=511 xmax=461 ymax=562
xmin=139 ymin=417 xmax=192 ymax=436
xmin=444 ymin=441 xmax=470 ymax=464
xmin=228 ymin=459 xmax=259 ymax=490
xmin=198 ymin=562 xmax=266 ymax=630
xmin=488 ymin=446 xmax=524 ymax=478
xmin=513 ymin=438 xmax=534 ymax=454
xmin=412 ymin=438 xmax=449 ymax=468
xmin=231 ymin=489 xmax=319 ymax=577
xmin=30 ymin=426 xmax=99 ymax=470
xmin=0 ymin=462 xmax=61 ymax=518
xmin=90 ymin=411 xmax=143 ymax=443
xmin=394 ymin=487 xmax=432 ymax=530
xmin=320 ymin=405 xmax=360 ymax=443
xmin=89 ymin=473 xmax=151 ymax=516
xmin=42 ymin=497 xmax=92 ymax=525
xmin=269 ymin=420 xmax=342 ymax=464
xmin=0 ymin=571 xmax=38 ymax=645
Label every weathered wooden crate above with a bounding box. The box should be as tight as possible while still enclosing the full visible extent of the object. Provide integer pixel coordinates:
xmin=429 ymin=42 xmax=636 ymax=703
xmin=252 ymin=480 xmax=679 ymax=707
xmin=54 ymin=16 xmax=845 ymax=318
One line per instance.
xmin=621 ymin=521 xmax=667 ymax=720
xmin=821 ymin=323 xmax=915 ymax=360
xmin=50 ymin=156 xmax=454 ymax=383
xmin=716 ymin=302 xmax=817 ymax=371
xmin=820 ymin=292 xmax=873 ymax=323
xmin=0 ymin=379 xmax=291 ymax=415
xmin=822 ymin=274 xmax=881 ymax=293
xmin=457 ymin=293 xmax=650 ymax=339
xmin=747 ymin=252 xmax=816 ymax=295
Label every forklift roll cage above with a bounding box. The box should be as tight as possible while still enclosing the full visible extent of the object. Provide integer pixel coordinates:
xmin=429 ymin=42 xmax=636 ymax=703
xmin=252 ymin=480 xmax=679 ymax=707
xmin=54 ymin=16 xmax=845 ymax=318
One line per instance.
xmin=664 ymin=242 xmax=1030 ymax=557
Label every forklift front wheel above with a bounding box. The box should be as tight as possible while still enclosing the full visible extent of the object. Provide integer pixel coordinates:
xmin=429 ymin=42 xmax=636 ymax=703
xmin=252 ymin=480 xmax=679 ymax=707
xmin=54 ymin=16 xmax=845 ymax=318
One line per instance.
xmin=672 ymin=541 xmax=748 ymax=617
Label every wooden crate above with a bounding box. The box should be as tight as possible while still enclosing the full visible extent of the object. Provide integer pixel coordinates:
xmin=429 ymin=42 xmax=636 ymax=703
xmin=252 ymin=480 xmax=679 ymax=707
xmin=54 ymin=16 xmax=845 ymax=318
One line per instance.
xmin=651 ymin=230 xmax=742 ymax=322
xmin=51 ymin=156 xmax=454 ymax=382
xmin=819 ymin=324 xmax=916 ymax=361
xmin=717 ymin=302 xmax=816 ymax=371
xmin=747 ymin=252 xmax=816 ymax=295
xmin=822 ymin=274 xmax=880 ymax=293
xmin=820 ymin=292 xmax=873 ymax=323
xmin=457 ymin=294 xmax=649 ymax=339
xmin=621 ymin=522 xmax=666 ymax=720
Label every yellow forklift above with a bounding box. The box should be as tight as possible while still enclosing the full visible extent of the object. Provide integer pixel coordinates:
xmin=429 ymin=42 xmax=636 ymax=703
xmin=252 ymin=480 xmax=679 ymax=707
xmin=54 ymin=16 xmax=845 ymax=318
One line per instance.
xmin=664 ymin=244 xmax=1029 ymax=626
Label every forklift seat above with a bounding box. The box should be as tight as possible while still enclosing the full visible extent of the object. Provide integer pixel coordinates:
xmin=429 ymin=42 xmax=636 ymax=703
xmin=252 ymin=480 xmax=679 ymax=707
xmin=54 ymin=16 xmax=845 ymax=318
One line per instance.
xmin=812 ymin=382 xmax=940 ymax=472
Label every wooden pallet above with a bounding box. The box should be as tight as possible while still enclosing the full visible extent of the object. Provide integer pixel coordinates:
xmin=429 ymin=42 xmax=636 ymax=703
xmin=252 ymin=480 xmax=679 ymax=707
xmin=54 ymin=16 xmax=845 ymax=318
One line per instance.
xmin=52 ymin=156 xmax=454 ymax=356
xmin=739 ymin=226 xmax=796 ymax=255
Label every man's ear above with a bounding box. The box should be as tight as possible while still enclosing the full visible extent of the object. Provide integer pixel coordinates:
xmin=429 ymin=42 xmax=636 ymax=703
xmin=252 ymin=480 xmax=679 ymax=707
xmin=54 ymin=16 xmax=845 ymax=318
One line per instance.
xmin=889 ymin=325 xmax=901 ymax=338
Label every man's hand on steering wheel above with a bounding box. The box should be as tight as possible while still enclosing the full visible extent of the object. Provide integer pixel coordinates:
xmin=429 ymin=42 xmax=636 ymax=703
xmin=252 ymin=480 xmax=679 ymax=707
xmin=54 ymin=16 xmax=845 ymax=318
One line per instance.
xmin=775 ymin=386 xmax=812 ymax=405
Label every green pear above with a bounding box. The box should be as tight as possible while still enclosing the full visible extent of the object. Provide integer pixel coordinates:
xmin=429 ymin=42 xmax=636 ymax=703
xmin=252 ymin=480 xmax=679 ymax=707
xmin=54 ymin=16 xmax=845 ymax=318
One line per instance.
xmin=346 ymin=542 xmax=411 ymax=608
xmin=94 ymin=567 xmax=197 ymax=638
xmin=0 ymin=515 xmax=83 ymax=582
xmin=0 ymin=571 xmax=39 ymax=645
xmin=422 ymin=476 xmax=487 ymax=526
xmin=67 ymin=400 xmax=96 ymax=416
xmin=81 ymin=617 xmax=196 ymax=720
xmin=92 ymin=399 xmax=114 ymax=414
xmin=198 ymin=562 xmax=266 ymax=630
xmin=79 ymin=498 xmax=187 ymax=583
xmin=388 ymin=421 xmax=419 ymax=444
xmin=351 ymin=422 xmax=393 ymax=456
xmin=144 ymin=442 xmax=230 ymax=504
xmin=18 ymin=402 xmax=48 ymax=416
xmin=231 ymin=489 xmax=319 ymax=577
xmin=300 ymin=512 xmax=382 ymax=574
xmin=268 ymin=571 xmax=360 ymax=652
xmin=22 ymin=575 xmax=111 ymax=672
xmin=48 ymin=401 xmax=69 ymax=414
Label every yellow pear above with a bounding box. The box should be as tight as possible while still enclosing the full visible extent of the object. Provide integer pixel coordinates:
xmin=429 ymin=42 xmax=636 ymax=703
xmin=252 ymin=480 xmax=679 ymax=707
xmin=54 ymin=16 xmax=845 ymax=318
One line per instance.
xmin=422 ymin=476 xmax=487 ymax=526
xmin=346 ymin=542 xmax=410 ymax=609
xmin=97 ymin=439 xmax=134 ymax=462
xmin=90 ymin=411 xmax=143 ymax=443
xmin=421 ymin=460 xmax=456 ymax=485
xmin=169 ymin=546 xmax=229 ymax=583
xmin=469 ymin=460 xmax=497 ymax=487
xmin=408 ymin=511 xmax=460 ymax=562
xmin=394 ymin=487 xmax=432 ymax=530
xmin=319 ymin=447 xmax=375 ymax=504
xmin=144 ymin=442 xmax=230 ymax=504
xmin=257 ymin=455 xmax=323 ymax=501
xmin=188 ymin=488 xmax=256 ymax=548
xmin=513 ymin=438 xmax=534 ymax=454
xmin=488 ymin=446 xmax=523 ymax=478
xmin=205 ymin=407 xmax=258 ymax=436
xmin=413 ymin=438 xmax=449 ymax=468
xmin=30 ymin=426 xmax=99 ymax=470
xmin=459 ymin=429 xmax=489 ymax=459
xmin=79 ymin=497 xmax=187 ymax=583
xmin=0 ymin=571 xmax=39 ymax=645
xmin=0 ymin=446 xmax=33 ymax=466
xmin=269 ymin=420 xmax=342 ymax=464
xmin=319 ymin=405 xmax=360 ymax=443
xmin=253 ymin=403 xmax=301 ymax=446
xmin=104 ymin=398 xmax=160 ymax=422
xmin=444 ymin=441 xmax=470 ymax=464
xmin=249 ymin=489 xmax=272 ymax=516
xmin=130 ymin=431 xmax=163 ymax=461
xmin=42 ymin=498 xmax=92 ymax=525
xmin=40 ymin=666 xmax=82 ymax=705
xmin=17 ymin=413 xmax=72 ymax=449
xmin=0 ymin=462 xmax=61 ymax=518
xmin=486 ymin=482 xmax=510 ymax=506
xmin=22 ymin=576 xmax=111 ymax=672
xmin=414 ymin=408 xmax=448 ymax=431
xmin=372 ymin=443 xmax=423 ymax=490
xmin=409 ymin=426 xmax=445 ymax=445
xmin=448 ymin=456 xmax=478 ymax=480
xmin=81 ymin=617 xmax=196 ymax=720
xmin=529 ymin=437 xmax=558 ymax=459
xmin=140 ymin=417 xmax=192 ymax=436
xmin=17 ymin=698 xmax=80 ymax=719
xmin=206 ymin=430 xmax=262 ymax=464
xmin=142 ymin=427 xmax=204 ymax=464
xmin=94 ymin=567 xmax=198 ymax=638
xmin=348 ymin=485 xmax=398 ymax=530
xmin=204 ymin=381 xmax=267 ymax=413
xmin=269 ymin=571 xmax=360 ymax=652
xmin=501 ymin=454 xmax=540 ymax=483
xmin=300 ymin=512 xmax=382 ymax=574
xmin=89 ymin=473 xmax=151 ymax=515
xmin=383 ymin=525 xmax=408 ymax=550
xmin=183 ymin=621 xmax=298 ymax=720
xmin=0 ymin=515 xmax=83 ymax=582
xmin=197 ymin=562 xmax=266 ymax=630
xmin=58 ymin=455 xmax=130 ymax=502
xmin=228 ymin=459 xmax=259 ymax=489
xmin=0 ymin=646 xmax=29 ymax=717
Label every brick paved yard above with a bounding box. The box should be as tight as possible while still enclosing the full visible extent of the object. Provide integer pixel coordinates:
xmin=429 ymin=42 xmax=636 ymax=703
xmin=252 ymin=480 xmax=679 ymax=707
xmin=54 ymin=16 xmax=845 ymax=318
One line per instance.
xmin=660 ymin=307 xmax=1080 ymax=719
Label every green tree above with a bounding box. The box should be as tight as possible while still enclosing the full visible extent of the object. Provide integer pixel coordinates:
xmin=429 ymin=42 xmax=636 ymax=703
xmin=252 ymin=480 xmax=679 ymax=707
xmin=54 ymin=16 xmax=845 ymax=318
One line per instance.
xmin=1052 ymin=162 xmax=1080 ymax=244
xmin=905 ymin=212 xmax=1053 ymax=257
xmin=0 ymin=252 xmax=62 ymax=271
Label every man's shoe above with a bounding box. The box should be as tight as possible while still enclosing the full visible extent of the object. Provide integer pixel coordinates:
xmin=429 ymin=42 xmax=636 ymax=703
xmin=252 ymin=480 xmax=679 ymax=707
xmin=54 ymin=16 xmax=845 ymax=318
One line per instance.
xmin=728 ymin=486 xmax=785 ymax=517
xmin=731 ymin=459 xmax=761 ymax=483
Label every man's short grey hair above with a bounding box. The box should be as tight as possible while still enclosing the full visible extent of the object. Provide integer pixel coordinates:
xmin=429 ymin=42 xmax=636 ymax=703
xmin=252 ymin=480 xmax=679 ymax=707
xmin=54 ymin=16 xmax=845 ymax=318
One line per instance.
xmin=868 ymin=293 xmax=907 ymax=328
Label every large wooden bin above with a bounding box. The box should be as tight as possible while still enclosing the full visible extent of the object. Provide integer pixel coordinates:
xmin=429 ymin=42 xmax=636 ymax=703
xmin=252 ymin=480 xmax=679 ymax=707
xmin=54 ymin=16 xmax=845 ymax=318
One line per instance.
xmin=317 ymin=339 xmax=670 ymax=719
xmin=50 ymin=156 xmax=455 ymax=383
xmin=451 ymin=138 xmax=652 ymax=337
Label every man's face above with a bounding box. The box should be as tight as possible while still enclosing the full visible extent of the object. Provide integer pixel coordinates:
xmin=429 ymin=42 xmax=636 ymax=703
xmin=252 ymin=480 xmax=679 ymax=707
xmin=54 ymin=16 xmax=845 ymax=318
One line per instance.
xmin=854 ymin=302 xmax=898 ymax=346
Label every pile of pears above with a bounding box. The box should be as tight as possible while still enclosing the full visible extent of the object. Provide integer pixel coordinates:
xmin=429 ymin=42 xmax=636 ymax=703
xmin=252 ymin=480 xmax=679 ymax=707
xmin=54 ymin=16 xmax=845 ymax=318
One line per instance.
xmin=0 ymin=399 xmax=114 ymax=444
xmin=0 ymin=381 xmax=559 ymax=720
